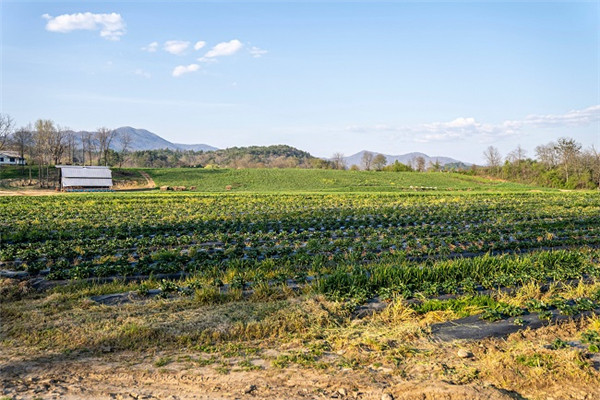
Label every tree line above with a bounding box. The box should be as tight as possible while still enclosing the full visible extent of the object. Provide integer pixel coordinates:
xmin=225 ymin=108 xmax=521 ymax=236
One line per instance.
xmin=331 ymin=151 xmax=454 ymax=172
xmin=480 ymin=138 xmax=600 ymax=189
xmin=0 ymin=115 xmax=132 ymax=187
xmin=2 ymin=113 xmax=597 ymax=189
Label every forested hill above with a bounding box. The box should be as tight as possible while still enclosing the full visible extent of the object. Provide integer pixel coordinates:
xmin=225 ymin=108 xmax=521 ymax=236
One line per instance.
xmin=128 ymin=145 xmax=326 ymax=168
xmin=204 ymin=145 xmax=315 ymax=167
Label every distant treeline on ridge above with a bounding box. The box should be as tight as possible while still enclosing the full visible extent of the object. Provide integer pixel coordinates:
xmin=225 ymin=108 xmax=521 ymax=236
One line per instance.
xmin=0 ymin=116 xmax=598 ymax=190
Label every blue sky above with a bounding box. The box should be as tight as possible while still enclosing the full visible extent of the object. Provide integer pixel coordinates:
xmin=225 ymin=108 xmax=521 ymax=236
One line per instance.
xmin=1 ymin=1 xmax=598 ymax=163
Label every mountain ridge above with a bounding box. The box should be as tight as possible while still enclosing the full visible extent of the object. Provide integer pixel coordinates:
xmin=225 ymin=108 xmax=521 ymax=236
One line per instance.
xmin=112 ymin=126 xmax=218 ymax=152
xmin=342 ymin=150 xmax=470 ymax=169
xmin=67 ymin=127 xmax=470 ymax=167
xmin=67 ymin=126 xmax=218 ymax=152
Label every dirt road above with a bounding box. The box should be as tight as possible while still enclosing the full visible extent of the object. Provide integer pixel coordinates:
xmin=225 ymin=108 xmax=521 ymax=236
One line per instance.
xmin=0 ymin=350 xmax=524 ymax=400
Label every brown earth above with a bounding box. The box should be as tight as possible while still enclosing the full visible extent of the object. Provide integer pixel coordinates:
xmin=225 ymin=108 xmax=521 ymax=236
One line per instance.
xmin=0 ymin=189 xmax=60 ymax=196
xmin=138 ymin=171 xmax=156 ymax=189
xmin=0 ymin=349 xmax=522 ymax=400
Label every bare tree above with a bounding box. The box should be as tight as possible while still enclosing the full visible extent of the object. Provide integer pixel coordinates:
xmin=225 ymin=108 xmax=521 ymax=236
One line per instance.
xmin=49 ymin=124 xmax=67 ymax=165
xmin=331 ymin=152 xmax=346 ymax=170
xmin=33 ymin=119 xmax=54 ymax=187
xmin=0 ymin=113 xmax=15 ymax=151
xmin=65 ymin=131 xmax=77 ymax=164
xmin=12 ymin=126 xmax=33 ymax=173
xmin=506 ymin=144 xmax=527 ymax=163
xmin=372 ymin=154 xmax=387 ymax=170
xmin=415 ymin=156 xmax=426 ymax=172
xmin=118 ymin=130 xmax=132 ymax=168
xmin=82 ymin=131 xmax=97 ymax=166
xmin=361 ymin=151 xmax=374 ymax=170
xmin=483 ymin=146 xmax=502 ymax=168
xmin=584 ymin=145 xmax=600 ymax=188
xmin=95 ymin=127 xmax=117 ymax=166
xmin=535 ymin=142 xmax=559 ymax=168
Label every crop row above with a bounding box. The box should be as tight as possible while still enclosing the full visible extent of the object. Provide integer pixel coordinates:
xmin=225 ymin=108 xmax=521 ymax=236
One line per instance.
xmin=0 ymin=192 xmax=598 ymax=280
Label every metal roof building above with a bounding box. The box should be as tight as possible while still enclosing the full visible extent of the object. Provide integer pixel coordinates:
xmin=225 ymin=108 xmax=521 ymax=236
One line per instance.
xmin=0 ymin=151 xmax=26 ymax=166
xmin=56 ymin=166 xmax=113 ymax=191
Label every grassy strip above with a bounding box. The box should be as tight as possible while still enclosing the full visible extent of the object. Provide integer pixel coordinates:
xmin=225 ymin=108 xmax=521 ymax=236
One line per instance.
xmin=316 ymin=249 xmax=600 ymax=303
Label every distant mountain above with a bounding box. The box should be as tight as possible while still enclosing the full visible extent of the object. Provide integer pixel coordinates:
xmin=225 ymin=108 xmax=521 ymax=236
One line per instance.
xmin=342 ymin=151 xmax=470 ymax=169
xmin=171 ymin=143 xmax=219 ymax=152
xmin=112 ymin=127 xmax=218 ymax=152
xmin=68 ymin=127 xmax=217 ymax=152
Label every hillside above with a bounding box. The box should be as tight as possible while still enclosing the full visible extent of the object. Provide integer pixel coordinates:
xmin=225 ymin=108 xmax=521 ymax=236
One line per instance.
xmin=144 ymin=168 xmax=542 ymax=192
xmin=112 ymin=127 xmax=218 ymax=152
xmin=68 ymin=127 xmax=218 ymax=152
xmin=197 ymin=145 xmax=316 ymax=168
xmin=342 ymin=150 xmax=470 ymax=169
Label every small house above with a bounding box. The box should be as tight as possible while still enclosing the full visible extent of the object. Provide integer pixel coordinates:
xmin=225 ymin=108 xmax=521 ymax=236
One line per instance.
xmin=56 ymin=165 xmax=113 ymax=191
xmin=0 ymin=151 xmax=26 ymax=166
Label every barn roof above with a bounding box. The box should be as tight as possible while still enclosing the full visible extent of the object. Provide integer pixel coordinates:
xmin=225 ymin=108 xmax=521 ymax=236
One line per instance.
xmin=56 ymin=166 xmax=113 ymax=187
xmin=57 ymin=165 xmax=112 ymax=179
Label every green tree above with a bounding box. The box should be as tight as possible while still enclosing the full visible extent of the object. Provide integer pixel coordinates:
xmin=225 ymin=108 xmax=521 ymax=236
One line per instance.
xmin=554 ymin=137 xmax=582 ymax=182
xmin=372 ymin=154 xmax=387 ymax=170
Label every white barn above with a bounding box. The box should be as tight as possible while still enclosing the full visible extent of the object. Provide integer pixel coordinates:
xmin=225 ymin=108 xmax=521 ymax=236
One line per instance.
xmin=56 ymin=165 xmax=113 ymax=191
xmin=0 ymin=151 xmax=26 ymax=166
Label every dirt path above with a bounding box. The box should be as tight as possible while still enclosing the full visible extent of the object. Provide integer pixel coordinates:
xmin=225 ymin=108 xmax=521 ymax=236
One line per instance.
xmin=0 ymin=189 xmax=59 ymax=196
xmin=139 ymin=171 xmax=156 ymax=188
xmin=0 ymin=351 xmax=520 ymax=400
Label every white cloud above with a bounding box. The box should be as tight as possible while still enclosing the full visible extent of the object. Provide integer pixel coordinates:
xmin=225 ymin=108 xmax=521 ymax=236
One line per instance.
xmin=194 ymin=41 xmax=206 ymax=51
xmin=43 ymin=12 xmax=125 ymax=41
xmin=142 ymin=41 xmax=159 ymax=52
xmin=204 ymin=39 xmax=243 ymax=58
xmin=416 ymin=117 xmax=506 ymax=143
xmin=249 ymin=46 xmax=268 ymax=58
xmin=342 ymin=105 xmax=599 ymax=143
xmin=134 ymin=69 xmax=151 ymax=79
xmin=513 ymin=105 xmax=600 ymax=128
xmin=197 ymin=57 xmax=218 ymax=64
xmin=164 ymin=40 xmax=190 ymax=55
xmin=172 ymin=64 xmax=200 ymax=77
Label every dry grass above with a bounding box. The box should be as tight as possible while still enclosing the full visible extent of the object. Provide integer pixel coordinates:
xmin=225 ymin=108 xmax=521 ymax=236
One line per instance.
xmin=2 ymin=278 xmax=600 ymax=399
xmin=473 ymin=319 xmax=600 ymax=399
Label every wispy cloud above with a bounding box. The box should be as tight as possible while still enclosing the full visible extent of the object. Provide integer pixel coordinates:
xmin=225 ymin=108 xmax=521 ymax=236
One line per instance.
xmin=142 ymin=41 xmax=159 ymax=52
xmin=42 ymin=12 xmax=125 ymax=41
xmin=343 ymin=105 xmax=600 ymax=143
xmin=164 ymin=40 xmax=190 ymax=55
xmin=194 ymin=41 xmax=206 ymax=51
xmin=134 ymin=69 xmax=151 ymax=79
xmin=172 ymin=63 xmax=200 ymax=77
xmin=204 ymin=39 xmax=243 ymax=58
xmin=249 ymin=46 xmax=268 ymax=58
xmin=415 ymin=118 xmax=508 ymax=143
xmin=509 ymin=105 xmax=600 ymax=129
xmin=197 ymin=57 xmax=218 ymax=64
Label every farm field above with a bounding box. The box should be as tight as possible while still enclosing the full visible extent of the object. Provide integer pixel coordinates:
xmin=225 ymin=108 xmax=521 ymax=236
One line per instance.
xmin=0 ymin=167 xmax=542 ymax=194
xmin=143 ymin=168 xmax=543 ymax=192
xmin=1 ymin=189 xmax=600 ymax=399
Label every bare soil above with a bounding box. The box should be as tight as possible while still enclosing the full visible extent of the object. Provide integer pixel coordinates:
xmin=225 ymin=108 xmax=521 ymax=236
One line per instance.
xmin=139 ymin=171 xmax=156 ymax=188
xmin=0 ymin=188 xmax=60 ymax=196
xmin=0 ymin=349 xmax=522 ymax=400
xmin=2 ymin=320 xmax=599 ymax=400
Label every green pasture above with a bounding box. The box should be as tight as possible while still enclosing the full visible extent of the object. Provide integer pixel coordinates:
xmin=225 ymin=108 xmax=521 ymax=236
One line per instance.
xmin=143 ymin=168 xmax=544 ymax=192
